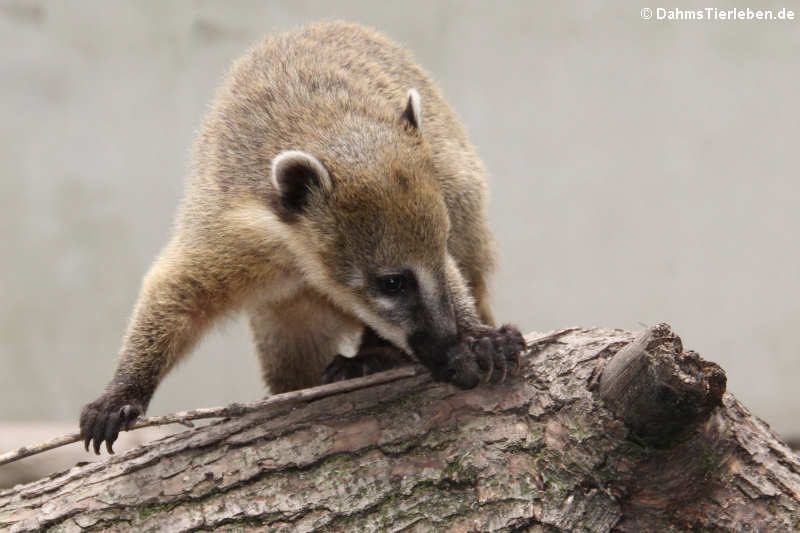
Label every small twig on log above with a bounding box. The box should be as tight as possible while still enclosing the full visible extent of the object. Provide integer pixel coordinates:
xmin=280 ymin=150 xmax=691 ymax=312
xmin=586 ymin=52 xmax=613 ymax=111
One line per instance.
xmin=0 ymin=365 xmax=425 ymax=467
xmin=0 ymin=329 xmax=573 ymax=468
xmin=524 ymin=327 xmax=579 ymax=347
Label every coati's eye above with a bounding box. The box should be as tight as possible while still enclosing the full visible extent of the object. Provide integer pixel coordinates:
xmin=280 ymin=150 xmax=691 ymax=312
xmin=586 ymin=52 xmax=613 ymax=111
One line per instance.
xmin=378 ymin=274 xmax=405 ymax=296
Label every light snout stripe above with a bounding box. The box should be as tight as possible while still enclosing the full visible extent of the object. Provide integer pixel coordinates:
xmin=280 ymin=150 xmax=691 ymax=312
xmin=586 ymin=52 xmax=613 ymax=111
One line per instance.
xmin=414 ymin=266 xmax=437 ymax=303
xmin=413 ymin=266 xmax=454 ymax=329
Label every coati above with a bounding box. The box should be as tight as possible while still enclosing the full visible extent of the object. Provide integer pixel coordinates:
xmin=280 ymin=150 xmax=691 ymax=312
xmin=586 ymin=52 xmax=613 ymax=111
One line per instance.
xmin=80 ymin=22 xmax=526 ymax=454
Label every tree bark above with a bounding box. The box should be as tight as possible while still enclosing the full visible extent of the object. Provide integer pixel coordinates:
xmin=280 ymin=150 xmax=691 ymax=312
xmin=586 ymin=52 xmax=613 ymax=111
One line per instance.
xmin=1 ymin=325 xmax=799 ymax=532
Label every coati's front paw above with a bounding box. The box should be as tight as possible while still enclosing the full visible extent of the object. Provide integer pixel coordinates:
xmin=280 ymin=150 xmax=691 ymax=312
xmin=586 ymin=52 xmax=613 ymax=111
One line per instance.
xmin=80 ymin=393 xmax=144 ymax=455
xmin=468 ymin=324 xmax=527 ymax=383
xmin=323 ymin=350 xmax=408 ymax=383
xmin=438 ymin=324 xmax=526 ymax=388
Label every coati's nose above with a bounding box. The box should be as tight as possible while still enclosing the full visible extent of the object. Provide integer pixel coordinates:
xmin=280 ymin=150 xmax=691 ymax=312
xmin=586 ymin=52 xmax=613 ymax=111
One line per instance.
xmin=408 ymin=329 xmax=459 ymax=366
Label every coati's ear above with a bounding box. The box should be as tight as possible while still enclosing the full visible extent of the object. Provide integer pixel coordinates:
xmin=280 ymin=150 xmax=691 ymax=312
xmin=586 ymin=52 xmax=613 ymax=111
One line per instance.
xmin=400 ymin=88 xmax=422 ymax=130
xmin=270 ymin=150 xmax=331 ymax=219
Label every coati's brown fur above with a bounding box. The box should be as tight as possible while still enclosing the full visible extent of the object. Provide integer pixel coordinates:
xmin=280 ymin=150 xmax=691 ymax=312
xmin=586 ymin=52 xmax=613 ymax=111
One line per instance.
xmin=80 ymin=22 xmax=525 ymax=454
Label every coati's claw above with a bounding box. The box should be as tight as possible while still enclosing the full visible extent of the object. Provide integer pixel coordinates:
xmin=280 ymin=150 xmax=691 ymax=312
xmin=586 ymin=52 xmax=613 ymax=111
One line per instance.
xmin=438 ymin=345 xmax=482 ymax=389
xmin=441 ymin=324 xmax=526 ymax=388
xmin=471 ymin=337 xmax=495 ymax=383
xmin=495 ymin=324 xmax=526 ymax=378
xmin=80 ymin=395 xmax=142 ymax=455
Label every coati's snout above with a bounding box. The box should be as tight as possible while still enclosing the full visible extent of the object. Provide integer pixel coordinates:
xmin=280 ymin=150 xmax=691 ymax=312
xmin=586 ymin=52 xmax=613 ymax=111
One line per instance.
xmin=367 ymin=265 xmax=459 ymax=356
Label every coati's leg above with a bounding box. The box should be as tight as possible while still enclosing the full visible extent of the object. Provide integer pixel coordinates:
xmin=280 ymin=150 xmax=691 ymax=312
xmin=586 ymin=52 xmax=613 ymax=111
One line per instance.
xmin=449 ymin=209 xmax=496 ymax=328
xmin=469 ymin=275 xmax=495 ymax=327
xmin=80 ymin=243 xmax=253 ymax=454
xmin=323 ymin=327 xmax=412 ymax=383
xmin=249 ymin=288 xmax=363 ymax=394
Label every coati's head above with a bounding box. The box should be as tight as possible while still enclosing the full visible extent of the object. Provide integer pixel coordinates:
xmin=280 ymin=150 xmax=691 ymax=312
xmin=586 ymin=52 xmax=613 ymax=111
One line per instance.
xmin=269 ymin=89 xmax=459 ymax=357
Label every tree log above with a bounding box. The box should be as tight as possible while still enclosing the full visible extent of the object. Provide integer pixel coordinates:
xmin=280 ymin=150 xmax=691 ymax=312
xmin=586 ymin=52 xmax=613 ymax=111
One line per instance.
xmin=1 ymin=325 xmax=799 ymax=532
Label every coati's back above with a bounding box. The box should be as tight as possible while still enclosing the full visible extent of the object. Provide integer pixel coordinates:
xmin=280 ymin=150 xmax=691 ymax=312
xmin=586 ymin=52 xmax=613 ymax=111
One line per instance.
xmin=196 ymin=22 xmax=465 ymax=169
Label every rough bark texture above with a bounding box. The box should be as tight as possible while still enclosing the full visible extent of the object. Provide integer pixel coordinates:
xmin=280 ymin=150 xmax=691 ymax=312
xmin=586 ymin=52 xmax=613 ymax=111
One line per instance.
xmin=1 ymin=326 xmax=799 ymax=532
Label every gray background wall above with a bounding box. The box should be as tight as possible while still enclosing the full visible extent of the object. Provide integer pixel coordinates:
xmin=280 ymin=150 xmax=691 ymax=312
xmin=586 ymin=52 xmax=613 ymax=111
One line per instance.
xmin=1 ymin=0 xmax=798 ymax=443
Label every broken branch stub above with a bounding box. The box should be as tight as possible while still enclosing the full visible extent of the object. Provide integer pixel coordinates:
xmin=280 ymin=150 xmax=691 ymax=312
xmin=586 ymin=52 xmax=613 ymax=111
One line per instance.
xmin=597 ymin=323 xmax=727 ymax=447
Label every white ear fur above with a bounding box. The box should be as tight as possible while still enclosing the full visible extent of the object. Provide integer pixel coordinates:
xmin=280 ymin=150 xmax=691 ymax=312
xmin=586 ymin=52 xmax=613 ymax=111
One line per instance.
xmin=402 ymin=88 xmax=422 ymax=130
xmin=270 ymin=150 xmax=332 ymax=193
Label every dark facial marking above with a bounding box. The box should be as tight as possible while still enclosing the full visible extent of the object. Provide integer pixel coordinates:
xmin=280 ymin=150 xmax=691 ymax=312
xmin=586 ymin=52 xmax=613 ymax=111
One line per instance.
xmin=377 ymin=274 xmax=405 ymax=296
xmin=371 ymin=270 xmax=416 ymax=298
